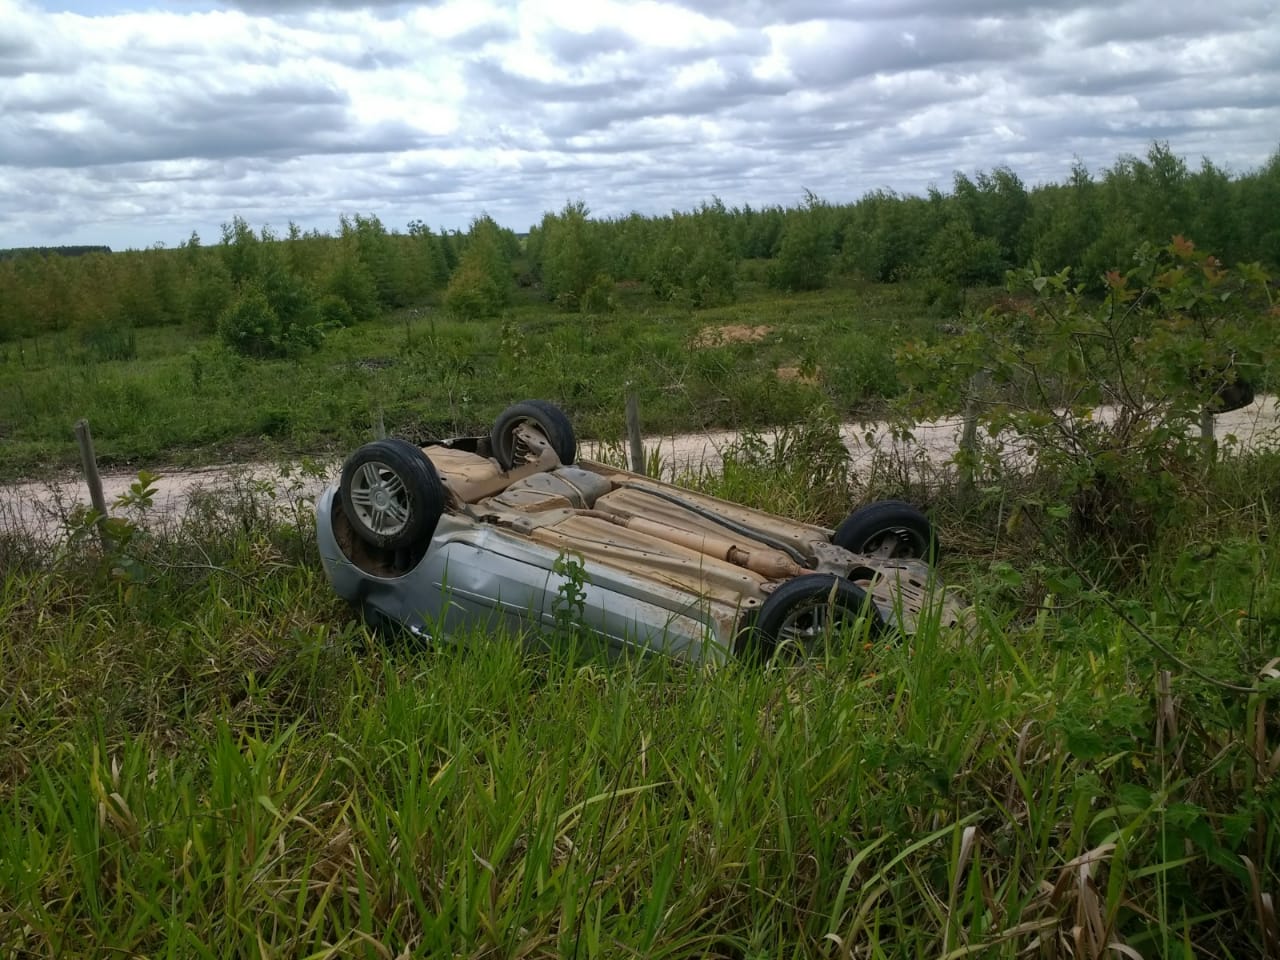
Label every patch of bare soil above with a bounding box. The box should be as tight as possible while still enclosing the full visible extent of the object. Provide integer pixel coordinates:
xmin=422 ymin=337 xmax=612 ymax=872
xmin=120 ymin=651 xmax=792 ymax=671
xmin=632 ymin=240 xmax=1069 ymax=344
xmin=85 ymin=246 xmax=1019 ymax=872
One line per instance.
xmin=775 ymin=365 xmax=820 ymax=385
xmin=1 ymin=462 xmax=339 ymax=541
xmin=692 ymin=324 xmax=772 ymax=348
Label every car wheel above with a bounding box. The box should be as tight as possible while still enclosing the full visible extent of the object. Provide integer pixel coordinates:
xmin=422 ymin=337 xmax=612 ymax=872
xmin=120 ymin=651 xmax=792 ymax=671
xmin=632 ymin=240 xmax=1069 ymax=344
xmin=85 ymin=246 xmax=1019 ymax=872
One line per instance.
xmin=491 ymin=399 xmax=577 ymax=469
xmin=749 ymin=573 xmax=886 ymax=661
xmin=339 ymin=438 xmax=445 ymax=551
xmin=1211 ymin=376 xmax=1255 ymax=414
xmin=833 ymin=500 xmax=938 ymax=561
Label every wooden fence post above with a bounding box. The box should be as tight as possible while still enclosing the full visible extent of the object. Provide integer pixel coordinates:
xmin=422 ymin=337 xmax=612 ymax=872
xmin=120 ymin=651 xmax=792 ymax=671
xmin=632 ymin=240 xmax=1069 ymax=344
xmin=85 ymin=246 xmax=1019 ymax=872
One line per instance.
xmin=625 ymin=388 xmax=646 ymax=476
xmin=1199 ymin=407 xmax=1215 ymax=460
xmin=74 ymin=418 xmax=110 ymax=548
xmin=958 ymin=371 xmax=986 ymax=501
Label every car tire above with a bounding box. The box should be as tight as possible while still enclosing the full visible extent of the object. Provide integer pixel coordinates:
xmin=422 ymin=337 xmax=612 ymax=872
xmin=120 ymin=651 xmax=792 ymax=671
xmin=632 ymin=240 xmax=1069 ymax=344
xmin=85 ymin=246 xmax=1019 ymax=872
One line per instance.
xmin=339 ymin=438 xmax=445 ymax=551
xmin=491 ymin=399 xmax=577 ymax=469
xmin=748 ymin=573 xmax=886 ymax=660
xmin=833 ymin=500 xmax=938 ymax=561
xmin=1211 ymin=376 xmax=1255 ymax=414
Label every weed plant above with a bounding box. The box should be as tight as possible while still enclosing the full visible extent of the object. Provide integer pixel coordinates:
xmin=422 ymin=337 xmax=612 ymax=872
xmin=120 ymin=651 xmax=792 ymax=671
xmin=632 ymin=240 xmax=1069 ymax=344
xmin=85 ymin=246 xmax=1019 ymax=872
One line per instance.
xmin=0 ymin=278 xmax=940 ymax=481
xmin=1 ymin=436 xmax=1276 ymax=958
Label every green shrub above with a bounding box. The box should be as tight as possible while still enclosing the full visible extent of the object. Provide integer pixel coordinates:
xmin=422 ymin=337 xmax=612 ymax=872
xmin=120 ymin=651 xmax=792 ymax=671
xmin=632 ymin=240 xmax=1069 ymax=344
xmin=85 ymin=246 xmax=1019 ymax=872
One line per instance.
xmin=217 ymin=283 xmax=323 ymax=359
xmin=827 ymin=331 xmax=898 ymax=403
xmin=685 ymin=248 xmax=736 ymax=308
xmin=79 ymin=320 xmax=137 ymax=362
xmin=647 ymin=244 xmax=684 ymax=301
xmin=323 ymin=254 xmax=380 ymax=324
xmin=896 ymin=237 xmax=1277 ymax=552
xmin=580 ymin=274 xmax=616 ymax=314
xmin=539 ymin=201 xmax=604 ymax=312
xmin=647 ymin=236 xmax=736 ymax=308
xmin=188 ymin=258 xmax=234 ymax=333
xmin=444 ymin=257 xmax=507 ymax=320
xmin=315 ymin=293 xmax=356 ymax=329
xmin=768 ymin=198 xmax=834 ymax=292
xmin=443 ymin=218 xmax=513 ymax=320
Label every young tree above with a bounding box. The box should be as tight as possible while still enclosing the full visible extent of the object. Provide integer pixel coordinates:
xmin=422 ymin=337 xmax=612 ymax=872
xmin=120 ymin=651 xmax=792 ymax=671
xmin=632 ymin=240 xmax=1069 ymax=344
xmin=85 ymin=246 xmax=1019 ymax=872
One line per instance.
xmin=1236 ymin=149 xmax=1280 ymax=267
xmin=896 ymin=238 xmax=1277 ymax=547
xmin=443 ymin=215 xmax=513 ymax=319
xmin=539 ymin=200 xmax=607 ymax=311
xmin=323 ymin=240 xmax=380 ymax=325
xmin=407 ymin=220 xmax=451 ymax=293
xmin=340 ymin=213 xmax=411 ymax=308
xmin=769 ymin=192 xmax=835 ymax=292
xmin=930 ymin=218 xmax=1003 ymax=289
xmin=841 ymin=190 xmax=937 ymax=282
xmin=1027 ymin=160 xmax=1101 ymax=276
xmin=647 ymin=211 xmax=737 ymax=307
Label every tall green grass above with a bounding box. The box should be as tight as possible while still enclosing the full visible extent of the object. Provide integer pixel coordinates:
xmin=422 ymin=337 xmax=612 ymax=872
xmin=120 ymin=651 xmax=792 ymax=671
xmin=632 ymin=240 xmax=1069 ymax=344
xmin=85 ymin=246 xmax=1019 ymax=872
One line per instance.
xmin=0 ymin=277 xmax=944 ymax=481
xmin=1 ymin=447 xmax=1277 ymax=957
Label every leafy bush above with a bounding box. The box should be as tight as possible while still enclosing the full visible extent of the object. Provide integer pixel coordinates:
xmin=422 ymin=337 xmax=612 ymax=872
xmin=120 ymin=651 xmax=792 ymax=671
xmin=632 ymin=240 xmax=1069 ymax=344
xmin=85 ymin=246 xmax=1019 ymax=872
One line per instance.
xmin=539 ymin=201 xmax=605 ymax=312
xmin=768 ymin=195 xmax=835 ymax=292
xmin=580 ymin=274 xmax=616 ymax=314
xmin=647 ymin=243 xmax=684 ymax=302
xmin=444 ymin=218 xmax=513 ymax=320
xmin=443 ymin=258 xmax=507 ymax=320
xmin=217 ymin=283 xmax=323 ymax=359
xmin=315 ymin=293 xmax=356 ymax=329
xmin=187 ymin=257 xmax=234 ymax=333
xmin=323 ymin=254 xmax=380 ymax=325
xmin=896 ymin=237 xmax=1277 ymax=553
xmin=647 ymin=225 xmax=737 ymax=308
xmin=79 ymin=320 xmax=137 ymax=362
xmin=927 ymin=219 xmax=1005 ymax=291
xmin=826 ymin=331 xmax=898 ymax=403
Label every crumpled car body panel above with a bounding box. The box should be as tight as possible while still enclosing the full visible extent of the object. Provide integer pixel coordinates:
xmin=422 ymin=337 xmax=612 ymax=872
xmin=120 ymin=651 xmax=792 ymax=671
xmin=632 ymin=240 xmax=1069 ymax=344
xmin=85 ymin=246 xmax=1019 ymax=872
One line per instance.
xmin=316 ymin=442 xmax=969 ymax=661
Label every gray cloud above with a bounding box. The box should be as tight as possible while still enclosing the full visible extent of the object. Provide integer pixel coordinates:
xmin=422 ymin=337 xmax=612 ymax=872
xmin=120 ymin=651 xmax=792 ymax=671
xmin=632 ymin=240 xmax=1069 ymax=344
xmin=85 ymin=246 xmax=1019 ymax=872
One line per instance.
xmin=1027 ymin=67 xmax=1181 ymax=99
xmin=449 ymin=19 xmax=517 ymax=49
xmin=541 ymin=25 xmax=636 ymax=65
xmin=545 ymin=69 xmax=794 ymax=139
xmin=782 ymin=17 xmax=1049 ymax=89
xmin=1 ymin=0 xmax=1278 ymax=250
xmin=0 ymin=34 xmax=39 ymax=76
xmin=218 ymin=0 xmax=423 ymax=11
xmin=0 ymin=17 xmax=77 ymax=76
xmin=1066 ymin=1 xmax=1275 ymax=46
xmin=672 ymin=0 xmax=1111 ymax=26
xmin=465 ymin=58 xmax=648 ymax=106
xmin=0 ymin=73 xmax=433 ymax=168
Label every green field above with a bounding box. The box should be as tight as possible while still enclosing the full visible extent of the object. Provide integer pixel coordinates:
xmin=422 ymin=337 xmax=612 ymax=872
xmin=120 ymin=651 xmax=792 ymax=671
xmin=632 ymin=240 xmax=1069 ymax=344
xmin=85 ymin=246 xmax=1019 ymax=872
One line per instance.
xmin=0 ymin=276 xmax=933 ymax=482
xmin=6 ymin=139 xmax=1274 ymax=484
xmin=2 ymin=185 xmax=1278 ymax=955
xmin=2 ymin=425 xmax=1277 ymax=957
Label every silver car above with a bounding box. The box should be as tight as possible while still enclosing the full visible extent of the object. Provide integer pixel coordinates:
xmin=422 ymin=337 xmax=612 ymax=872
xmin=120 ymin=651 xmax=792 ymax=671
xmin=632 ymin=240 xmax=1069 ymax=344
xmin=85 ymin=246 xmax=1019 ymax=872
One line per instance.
xmin=316 ymin=400 xmax=967 ymax=661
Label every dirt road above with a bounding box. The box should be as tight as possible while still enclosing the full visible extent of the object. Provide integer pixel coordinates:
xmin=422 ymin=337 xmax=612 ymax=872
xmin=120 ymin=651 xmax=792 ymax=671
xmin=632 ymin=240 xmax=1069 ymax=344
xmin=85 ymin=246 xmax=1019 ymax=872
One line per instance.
xmin=5 ymin=398 xmax=1278 ymax=538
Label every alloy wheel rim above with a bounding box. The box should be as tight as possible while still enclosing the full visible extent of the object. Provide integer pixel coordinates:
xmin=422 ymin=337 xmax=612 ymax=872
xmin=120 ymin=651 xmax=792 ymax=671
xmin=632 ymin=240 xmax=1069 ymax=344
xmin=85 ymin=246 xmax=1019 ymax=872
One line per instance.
xmin=348 ymin=460 xmax=411 ymax=536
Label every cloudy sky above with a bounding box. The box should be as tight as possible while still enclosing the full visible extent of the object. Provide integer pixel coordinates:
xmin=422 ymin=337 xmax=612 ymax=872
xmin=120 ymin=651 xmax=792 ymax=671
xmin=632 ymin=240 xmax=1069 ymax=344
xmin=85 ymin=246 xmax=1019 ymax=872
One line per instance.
xmin=2 ymin=0 xmax=1278 ymax=250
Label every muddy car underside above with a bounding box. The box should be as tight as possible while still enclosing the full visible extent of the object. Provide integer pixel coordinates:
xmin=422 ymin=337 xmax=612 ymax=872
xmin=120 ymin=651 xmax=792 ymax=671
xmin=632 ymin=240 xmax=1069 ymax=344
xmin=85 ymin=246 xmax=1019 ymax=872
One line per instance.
xmin=318 ymin=402 xmax=969 ymax=660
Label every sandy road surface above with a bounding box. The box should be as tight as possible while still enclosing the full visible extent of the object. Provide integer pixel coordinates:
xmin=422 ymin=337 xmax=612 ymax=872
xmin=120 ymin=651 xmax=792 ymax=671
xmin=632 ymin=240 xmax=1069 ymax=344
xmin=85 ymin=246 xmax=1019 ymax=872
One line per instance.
xmin=4 ymin=398 xmax=1279 ymax=538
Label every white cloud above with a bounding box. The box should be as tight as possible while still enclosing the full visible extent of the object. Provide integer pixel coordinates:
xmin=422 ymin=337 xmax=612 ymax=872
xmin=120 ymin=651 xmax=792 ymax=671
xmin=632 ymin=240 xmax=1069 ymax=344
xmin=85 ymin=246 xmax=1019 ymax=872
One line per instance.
xmin=0 ymin=0 xmax=1277 ymax=248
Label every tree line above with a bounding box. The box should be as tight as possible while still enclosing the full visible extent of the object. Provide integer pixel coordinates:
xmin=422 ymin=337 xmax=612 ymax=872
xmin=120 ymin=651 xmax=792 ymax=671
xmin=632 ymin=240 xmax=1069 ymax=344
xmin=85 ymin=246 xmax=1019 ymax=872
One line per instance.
xmin=0 ymin=245 xmax=112 ymax=261
xmin=1 ymin=141 xmax=1276 ymax=356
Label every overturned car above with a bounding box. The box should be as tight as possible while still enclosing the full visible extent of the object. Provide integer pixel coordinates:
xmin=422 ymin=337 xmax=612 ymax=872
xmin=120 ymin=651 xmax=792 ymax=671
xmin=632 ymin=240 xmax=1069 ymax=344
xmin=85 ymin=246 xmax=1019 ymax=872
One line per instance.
xmin=316 ymin=400 xmax=968 ymax=661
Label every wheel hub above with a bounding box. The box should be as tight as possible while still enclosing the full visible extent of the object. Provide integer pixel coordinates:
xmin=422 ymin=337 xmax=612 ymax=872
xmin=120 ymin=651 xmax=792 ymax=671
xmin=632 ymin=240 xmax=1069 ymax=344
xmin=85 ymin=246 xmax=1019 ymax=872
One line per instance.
xmin=349 ymin=460 xmax=411 ymax=536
